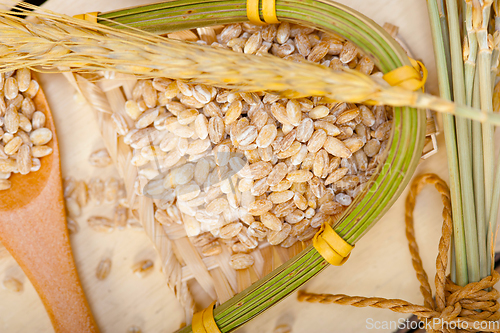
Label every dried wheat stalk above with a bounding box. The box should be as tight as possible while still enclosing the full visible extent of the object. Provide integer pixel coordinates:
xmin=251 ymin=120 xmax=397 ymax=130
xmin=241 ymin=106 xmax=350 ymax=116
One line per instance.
xmin=0 ymin=4 xmax=497 ymax=124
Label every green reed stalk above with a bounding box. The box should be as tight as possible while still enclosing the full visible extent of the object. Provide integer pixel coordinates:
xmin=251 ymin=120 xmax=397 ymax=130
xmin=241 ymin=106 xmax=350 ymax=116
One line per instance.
xmin=487 ymin=163 xmax=500 ymax=271
xmin=445 ymin=0 xmax=480 ymax=284
xmin=490 ymin=32 xmax=500 ymax=89
xmin=439 ymin=0 xmax=453 ymax=87
xmin=427 ymin=0 xmax=468 ymax=286
xmin=478 ymin=1 xmax=495 ymax=237
xmin=472 ymin=65 xmax=489 ymax=279
xmin=487 ymin=1 xmax=500 ymax=272
xmin=464 ymin=1 xmax=478 ymax=106
xmin=466 ymin=0 xmax=489 ymax=280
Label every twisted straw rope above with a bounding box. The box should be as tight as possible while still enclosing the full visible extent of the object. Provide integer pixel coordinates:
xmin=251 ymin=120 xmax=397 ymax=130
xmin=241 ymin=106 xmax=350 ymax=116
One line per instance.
xmin=299 ymin=174 xmax=500 ymax=332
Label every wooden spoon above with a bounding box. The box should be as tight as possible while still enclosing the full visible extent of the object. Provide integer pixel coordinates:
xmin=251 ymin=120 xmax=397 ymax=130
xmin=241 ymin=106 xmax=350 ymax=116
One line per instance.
xmin=0 ymin=83 xmax=99 ymax=333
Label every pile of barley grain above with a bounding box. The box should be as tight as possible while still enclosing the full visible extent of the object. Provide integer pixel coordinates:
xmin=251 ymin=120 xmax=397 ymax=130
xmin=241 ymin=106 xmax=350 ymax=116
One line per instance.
xmin=0 ymin=69 xmax=53 ymax=190
xmin=116 ymin=23 xmax=392 ymax=270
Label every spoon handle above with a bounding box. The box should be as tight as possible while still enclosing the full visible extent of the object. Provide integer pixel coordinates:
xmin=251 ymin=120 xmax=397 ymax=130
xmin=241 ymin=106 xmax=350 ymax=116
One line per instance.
xmin=0 ymin=166 xmax=99 ymax=332
xmin=0 ymin=136 xmax=99 ymax=333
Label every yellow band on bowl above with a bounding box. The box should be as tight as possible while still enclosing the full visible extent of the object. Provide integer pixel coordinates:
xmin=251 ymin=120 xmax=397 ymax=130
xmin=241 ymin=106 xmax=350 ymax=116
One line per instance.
xmin=313 ymin=222 xmax=354 ymax=266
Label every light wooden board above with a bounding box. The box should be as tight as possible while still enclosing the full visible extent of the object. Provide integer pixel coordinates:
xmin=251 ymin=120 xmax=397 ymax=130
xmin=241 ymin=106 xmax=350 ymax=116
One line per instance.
xmin=0 ymin=1 xmax=497 ymax=332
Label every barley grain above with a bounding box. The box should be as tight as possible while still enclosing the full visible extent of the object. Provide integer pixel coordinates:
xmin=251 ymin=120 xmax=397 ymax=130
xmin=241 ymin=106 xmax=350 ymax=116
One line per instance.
xmin=89 ymin=148 xmax=112 ymax=167
xmin=127 ymin=326 xmax=142 ymax=333
xmin=4 ymin=136 xmax=22 ymax=155
xmin=16 ymin=144 xmax=31 ymax=174
xmin=0 ymin=179 xmax=11 ymax=190
xmin=336 ymin=193 xmax=352 ymax=206
xmin=307 ymin=129 xmax=327 ymax=153
xmin=249 ymin=177 xmax=268 ymax=196
xmin=5 ymin=77 xmax=18 ymax=100
xmin=202 ymin=241 xmax=222 ymax=256
xmin=248 ymin=161 xmax=272 ymax=179
xmin=260 ymin=212 xmax=283 ymax=232
xmin=194 ymin=114 xmax=209 ymax=139
xmin=65 ymin=197 xmax=81 ymax=217
xmin=114 ymin=205 xmax=128 ymax=230
xmin=359 ymin=105 xmax=375 ymax=126
xmin=24 ymin=80 xmax=39 ymax=99
xmin=256 ymin=124 xmax=277 ymax=148
xmin=125 ymin=100 xmax=142 ymax=120
xmin=298 ymin=227 xmax=319 ymax=241
xmin=286 ymin=100 xmax=301 ymax=126
xmin=193 ymin=84 xmax=213 ymax=104
xmin=258 ymin=146 xmax=273 ymax=162
xmin=2 ymin=277 xmax=22 ymax=292
xmin=16 ymin=68 xmax=30 ymax=92
xmin=284 ymin=209 xmax=305 ymax=224
xmin=373 ymin=121 xmax=392 ymax=141
xmin=229 ymin=253 xmax=254 ymax=270
xmin=88 ymin=178 xmax=105 ymax=205
xmin=248 ymin=199 xmax=273 ymax=215
xmin=96 ymin=258 xmax=112 ymax=280
xmin=18 ymin=114 xmax=31 ymax=133
xmin=357 ymin=56 xmax=375 ymax=75
xmin=67 ymin=217 xmax=79 ymax=234
xmin=286 ymin=170 xmax=313 ymax=183
xmin=220 ymin=24 xmax=242 ymax=43
xmin=296 ymin=118 xmax=314 ymax=143
xmin=272 ymin=199 xmax=295 ymax=217
xmin=276 ymin=22 xmax=290 ymax=44
xmin=21 ymin=97 xmax=35 ymax=119
xmin=237 ymin=125 xmax=258 ymax=146
xmin=290 ymin=218 xmax=310 ymax=237
xmin=343 ymin=136 xmax=364 ymax=153
xmin=220 ymin=222 xmax=243 ymax=239
xmin=152 ymin=77 xmax=172 ymax=91
xmin=244 ymin=31 xmax=262 ymax=54
xmin=29 ymin=128 xmax=52 ymax=146
xmin=191 ymin=233 xmax=216 ymax=247
xmin=104 ymin=177 xmax=119 ymax=203
xmin=268 ymin=222 xmax=291 ymax=245
xmin=268 ymin=190 xmax=294 ymax=204
xmin=307 ymin=41 xmax=329 ymax=62
xmin=276 ymin=141 xmax=301 ymax=159
xmin=206 ymin=197 xmax=229 ymax=215
xmin=4 ymin=106 xmax=19 ymax=134
xmin=208 ymin=116 xmax=224 ymax=144
xmin=295 ymin=33 xmax=311 ymax=56
xmin=324 ymin=136 xmax=351 ymax=158
xmin=271 ymin=103 xmax=290 ymax=125
xmin=131 ymin=259 xmax=154 ymax=278
xmin=340 ymin=41 xmax=358 ymax=63
xmin=224 ymin=100 xmax=243 ymax=125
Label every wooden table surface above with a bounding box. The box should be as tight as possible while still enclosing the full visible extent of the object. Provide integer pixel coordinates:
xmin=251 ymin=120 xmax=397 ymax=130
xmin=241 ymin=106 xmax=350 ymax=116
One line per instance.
xmin=0 ymin=1 xmax=498 ymax=332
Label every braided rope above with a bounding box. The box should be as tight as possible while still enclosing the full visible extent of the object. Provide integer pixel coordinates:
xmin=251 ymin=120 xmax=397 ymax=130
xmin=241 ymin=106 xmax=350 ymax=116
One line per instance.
xmin=298 ymin=174 xmax=500 ymax=332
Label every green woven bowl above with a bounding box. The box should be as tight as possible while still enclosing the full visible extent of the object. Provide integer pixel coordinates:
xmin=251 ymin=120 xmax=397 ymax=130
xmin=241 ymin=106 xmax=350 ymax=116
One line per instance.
xmin=97 ymin=1 xmax=427 ymax=331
